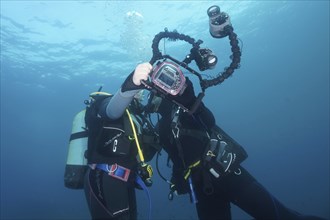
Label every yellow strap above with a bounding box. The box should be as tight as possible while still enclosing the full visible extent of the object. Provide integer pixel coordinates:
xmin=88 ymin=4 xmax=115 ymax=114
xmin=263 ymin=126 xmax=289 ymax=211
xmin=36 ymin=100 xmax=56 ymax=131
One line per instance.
xmin=126 ymin=109 xmax=145 ymax=163
xmin=184 ymin=160 xmax=201 ymax=180
xmin=189 ymin=160 xmax=201 ymax=168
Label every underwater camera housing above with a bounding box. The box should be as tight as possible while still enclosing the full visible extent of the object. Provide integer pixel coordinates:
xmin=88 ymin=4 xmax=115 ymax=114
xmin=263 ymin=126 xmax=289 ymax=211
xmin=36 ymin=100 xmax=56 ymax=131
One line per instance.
xmin=151 ymin=61 xmax=186 ymax=96
xmin=207 ymin=5 xmax=232 ymax=38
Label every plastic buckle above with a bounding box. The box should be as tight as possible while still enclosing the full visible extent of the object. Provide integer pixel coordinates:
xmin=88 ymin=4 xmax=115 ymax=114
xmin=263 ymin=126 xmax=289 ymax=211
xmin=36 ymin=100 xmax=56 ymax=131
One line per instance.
xmin=172 ymin=126 xmax=180 ymax=139
xmin=206 ymin=150 xmax=216 ymax=157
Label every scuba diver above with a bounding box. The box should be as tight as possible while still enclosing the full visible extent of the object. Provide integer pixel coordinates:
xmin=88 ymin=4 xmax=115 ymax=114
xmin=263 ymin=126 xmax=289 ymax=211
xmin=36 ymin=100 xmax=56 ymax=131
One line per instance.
xmin=116 ymin=5 xmax=326 ymax=220
xmin=81 ymin=63 xmax=158 ymax=220
xmin=145 ymin=77 xmax=327 ymax=220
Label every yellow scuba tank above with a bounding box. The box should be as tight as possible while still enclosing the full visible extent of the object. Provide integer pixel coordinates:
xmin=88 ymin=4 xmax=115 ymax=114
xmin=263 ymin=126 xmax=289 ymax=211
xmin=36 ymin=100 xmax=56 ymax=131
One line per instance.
xmin=64 ymin=109 xmax=88 ymax=189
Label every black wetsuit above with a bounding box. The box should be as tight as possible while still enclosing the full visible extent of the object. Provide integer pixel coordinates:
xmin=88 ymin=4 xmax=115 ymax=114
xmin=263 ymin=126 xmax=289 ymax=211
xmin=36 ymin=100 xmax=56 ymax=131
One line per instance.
xmin=157 ymin=97 xmax=326 ymax=220
xmin=84 ymin=168 xmax=137 ymax=220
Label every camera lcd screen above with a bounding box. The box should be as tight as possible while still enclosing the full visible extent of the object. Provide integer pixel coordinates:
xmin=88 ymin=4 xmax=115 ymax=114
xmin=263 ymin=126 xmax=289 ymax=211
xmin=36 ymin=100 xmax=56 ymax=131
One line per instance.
xmin=158 ymin=72 xmax=175 ymax=87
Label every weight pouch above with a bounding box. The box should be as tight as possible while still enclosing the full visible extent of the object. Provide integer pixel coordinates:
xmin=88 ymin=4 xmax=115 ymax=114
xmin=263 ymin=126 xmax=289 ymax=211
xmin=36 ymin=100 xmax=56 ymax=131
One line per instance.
xmin=203 ymin=125 xmax=248 ymax=178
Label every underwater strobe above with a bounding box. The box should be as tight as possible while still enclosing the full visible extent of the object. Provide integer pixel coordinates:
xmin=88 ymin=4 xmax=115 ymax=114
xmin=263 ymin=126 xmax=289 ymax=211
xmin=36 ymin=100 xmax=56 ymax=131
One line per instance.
xmin=207 ymin=5 xmax=232 ymax=38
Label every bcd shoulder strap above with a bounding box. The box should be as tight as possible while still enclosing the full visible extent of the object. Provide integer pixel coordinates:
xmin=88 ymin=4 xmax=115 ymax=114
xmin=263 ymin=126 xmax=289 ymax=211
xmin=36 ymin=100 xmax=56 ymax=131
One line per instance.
xmin=84 ymin=92 xmax=112 ymax=161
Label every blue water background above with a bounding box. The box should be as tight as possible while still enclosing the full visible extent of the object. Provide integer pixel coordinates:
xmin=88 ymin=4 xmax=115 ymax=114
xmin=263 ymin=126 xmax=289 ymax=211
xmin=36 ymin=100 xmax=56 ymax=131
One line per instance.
xmin=1 ymin=1 xmax=329 ymax=219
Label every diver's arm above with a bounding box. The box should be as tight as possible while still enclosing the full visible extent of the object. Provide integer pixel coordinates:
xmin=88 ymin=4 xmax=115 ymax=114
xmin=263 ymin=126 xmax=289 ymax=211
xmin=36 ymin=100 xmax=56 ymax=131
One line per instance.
xmin=104 ymin=63 xmax=152 ymax=120
xmin=105 ymin=88 xmax=139 ymax=119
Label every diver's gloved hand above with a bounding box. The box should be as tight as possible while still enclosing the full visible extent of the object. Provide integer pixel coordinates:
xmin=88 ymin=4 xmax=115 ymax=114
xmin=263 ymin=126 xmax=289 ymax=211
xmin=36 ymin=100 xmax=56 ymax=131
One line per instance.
xmin=137 ymin=162 xmax=153 ymax=187
xmin=121 ymin=62 xmax=152 ymax=92
xmin=172 ymin=77 xmax=197 ymax=109
xmin=133 ymin=63 xmax=152 ymax=85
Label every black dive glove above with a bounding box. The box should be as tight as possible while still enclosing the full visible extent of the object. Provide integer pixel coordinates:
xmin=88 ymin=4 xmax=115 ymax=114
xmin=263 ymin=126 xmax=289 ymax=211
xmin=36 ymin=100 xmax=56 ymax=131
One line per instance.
xmin=137 ymin=162 xmax=153 ymax=187
xmin=121 ymin=72 xmax=145 ymax=92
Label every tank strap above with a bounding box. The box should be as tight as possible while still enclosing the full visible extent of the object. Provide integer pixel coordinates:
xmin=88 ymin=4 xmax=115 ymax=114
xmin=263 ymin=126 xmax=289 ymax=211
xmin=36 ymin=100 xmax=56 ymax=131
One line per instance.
xmin=70 ymin=130 xmax=88 ymax=141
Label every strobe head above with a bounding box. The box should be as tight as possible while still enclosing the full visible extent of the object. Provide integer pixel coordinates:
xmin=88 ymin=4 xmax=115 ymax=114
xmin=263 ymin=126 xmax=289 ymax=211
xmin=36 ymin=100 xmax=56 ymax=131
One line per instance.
xmin=207 ymin=5 xmax=232 ymax=38
xmin=192 ymin=47 xmax=218 ymax=71
xmin=207 ymin=5 xmax=220 ymax=18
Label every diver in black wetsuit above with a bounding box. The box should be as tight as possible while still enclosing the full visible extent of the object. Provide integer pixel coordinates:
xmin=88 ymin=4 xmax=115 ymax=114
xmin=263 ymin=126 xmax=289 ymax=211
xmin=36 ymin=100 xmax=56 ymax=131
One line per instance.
xmin=84 ymin=59 xmax=326 ymax=220
xmin=83 ymin=63 xmax=156 ymax=220
xmin=145 ymin=72 xmax=327 ymax=220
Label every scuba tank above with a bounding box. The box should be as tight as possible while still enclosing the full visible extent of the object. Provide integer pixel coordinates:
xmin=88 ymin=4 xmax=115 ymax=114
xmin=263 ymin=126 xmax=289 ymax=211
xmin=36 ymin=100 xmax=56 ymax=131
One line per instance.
xmin=64 ymin=109 xmax=88 ymax=189
xmin=64 ymin=90 xmax=113 ymax=189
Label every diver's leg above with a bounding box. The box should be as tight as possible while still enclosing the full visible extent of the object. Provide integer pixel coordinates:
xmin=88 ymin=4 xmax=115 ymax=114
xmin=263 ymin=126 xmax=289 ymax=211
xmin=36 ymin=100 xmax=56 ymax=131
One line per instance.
xmin=195 ymin=189 xmax=232 ymax=220
xmin=101 ymin=169 xmax=133 ymax=220
xmin=127 ymin=187 xmax=137 ymax=220
xmin=84 ymin=168 xmax=132 ymax=220
xmin=84 ymin=168 xmax=115 ymax=219
xmin=194 ymin=170 xmax=232 ymax=220
xmin=224 ymin=167 xmax=326 ymax=220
